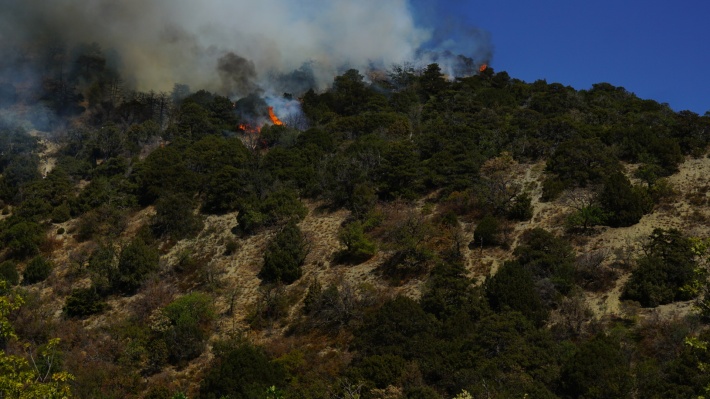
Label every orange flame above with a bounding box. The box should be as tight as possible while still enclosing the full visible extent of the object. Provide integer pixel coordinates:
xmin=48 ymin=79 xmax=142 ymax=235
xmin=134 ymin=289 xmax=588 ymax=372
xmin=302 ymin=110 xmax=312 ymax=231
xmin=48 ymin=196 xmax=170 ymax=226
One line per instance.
xmin=239 ymin=123 xmax=261 ymax=134
xmin=479 ymin=63 xmax=488 ymax=73
xmin=268 ymin=106 xmax=284 ymax=126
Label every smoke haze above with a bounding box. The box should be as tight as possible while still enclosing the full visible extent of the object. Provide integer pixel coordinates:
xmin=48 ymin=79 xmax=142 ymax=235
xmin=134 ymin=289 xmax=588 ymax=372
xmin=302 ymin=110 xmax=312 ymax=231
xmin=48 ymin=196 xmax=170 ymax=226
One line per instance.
xmin=0 ymin=0 xmax=492 ymax=97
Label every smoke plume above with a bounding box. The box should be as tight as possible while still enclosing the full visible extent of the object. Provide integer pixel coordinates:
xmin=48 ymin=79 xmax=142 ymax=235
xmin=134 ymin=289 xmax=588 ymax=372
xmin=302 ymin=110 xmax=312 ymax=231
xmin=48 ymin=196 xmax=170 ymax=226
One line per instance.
xmin=0 ymin=0 xmax=492 ymax=97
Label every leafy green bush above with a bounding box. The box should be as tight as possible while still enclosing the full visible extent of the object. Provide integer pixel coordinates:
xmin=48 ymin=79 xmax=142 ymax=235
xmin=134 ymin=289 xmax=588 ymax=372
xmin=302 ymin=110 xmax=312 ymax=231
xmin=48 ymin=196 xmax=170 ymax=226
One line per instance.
xmin=151 ymin=193 xmax=203 ymax=239
xmin=559 ymin=334 xmax=632 ymax=398
xmin=199 ymin=341 xmax=285 ymax=399
xmin=598 ymin=172 xmax=652 ymax=227
xmin=507 ymin=192 xmax=533 ymax=221
xmin=622 ymin=228 xmax=700 ymax=307
xmin=338 ymin=220 xmax=377 ymax=262
xmin=22 ymin=256 xmax=52 ymax=284
xmin=565 ymin=204 xmax=606 ymax=232
xmin=2 ymin=220 xmax=44 ymax=260
xmin=545 ymin=137 xmax=619 ymax=188
xmin=485 ymin=261 xmax=548 ymax=326
xmin=352 ymin=354 xmax=408 ymax=389
xmin=0 ymin=261 xmax=19 ymax=286
xmin=237 ymin=188 xmax=308 ymax=234
xmin=514 ymin=228 xmax=576 ymax=296
xmin=64 ymin=287 xmax=107 ymax=318
xmin=50 ymin=202 xmax=71 ymax=223
xmin=161 ymin=292 xmax=216 ymax=364
xmin=540 ymin=177 xmax=566 ymax=202
xmin=472 ymin=214 xmax=501 ymax=248
xmin=259 ymin=221 xmax=309 ymax=284
xmin=114 ymin=237 xmax=160 ymax=294
xmin=420 ymin=262 xmax=484 ymax=321
xmin=75 ymin=204 xmax=128 ymax=241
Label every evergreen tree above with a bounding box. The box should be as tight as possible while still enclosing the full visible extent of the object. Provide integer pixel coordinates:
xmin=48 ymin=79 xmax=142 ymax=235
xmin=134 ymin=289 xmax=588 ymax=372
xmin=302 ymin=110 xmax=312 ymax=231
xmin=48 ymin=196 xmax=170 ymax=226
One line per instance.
xmin=259 ymin=221 xmax=309 ymax=284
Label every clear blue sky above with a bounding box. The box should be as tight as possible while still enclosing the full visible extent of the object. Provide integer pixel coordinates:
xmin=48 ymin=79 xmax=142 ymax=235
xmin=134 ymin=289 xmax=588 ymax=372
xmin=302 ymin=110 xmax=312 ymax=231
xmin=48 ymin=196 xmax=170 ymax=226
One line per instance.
xmin=427 ymin=0 xmax=710 ymax=114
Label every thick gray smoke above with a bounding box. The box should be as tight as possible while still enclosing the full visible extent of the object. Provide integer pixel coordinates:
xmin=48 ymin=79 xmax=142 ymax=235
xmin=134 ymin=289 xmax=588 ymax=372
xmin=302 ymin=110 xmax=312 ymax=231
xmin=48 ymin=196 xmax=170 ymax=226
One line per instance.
xmin=218 ymin=52 xmax=259 ymax=97
xmin=0 ymin=0 xmax=492 ymax=97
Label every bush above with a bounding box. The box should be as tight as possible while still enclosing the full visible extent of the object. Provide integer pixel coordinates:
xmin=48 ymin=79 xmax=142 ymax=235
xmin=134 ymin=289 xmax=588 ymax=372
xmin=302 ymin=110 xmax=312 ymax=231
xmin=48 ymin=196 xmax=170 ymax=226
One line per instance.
xmin=237 ymin=188 xmax=308 ymax=234
xmin=199 ymin=341 xmax=285 ymax=399
xmin=622 ymin=228 xmax=700 ymax=307
xmin=514 ymin=228 xmax=576 ymax=296
xmin=0 ymin=260 xmax=19 ymax=286
xmin=565 ymin=204 xmax=606 ymax=232
xmin=472 ymin=214 xmax=501 ymax=248
xmin=560 ymin=334 xmax=632 ymax=398
xmin=2 ymin=221 xmax=44 ymax=260
xmin=338 ymin=221 xmax=377 ymax=262
xmin=598 ymin=172 xmax=652 ymax=227
xmin=259 ymin=221 xmax=309 ymax=284
xmin=540 ymin=177 xmax=566 ymax=202
xmin=162 ymin=292 xmax=216 ymax=364
xmin=87 ymin=243 xmax=118 ymax=295
xmin=352 ymin=354 xmax=408 ymax=389
xmin=64 ymin=287 xmax=107 ymax=318
xmin=23 ymin=256 xmax=52 ymax=285
xmin=545 ymin=137 xmax=619 ymax=188
xmin=50 ymin=202 xmax=71 ymax=224
xmin=486 ymin=261 xmax=548 ymax=326
xmin=507 ymin=192 xmax=533 ymax=221
xmin=151 ymin=193 xmax=203 ymax=239
xmin=114 ymin=238 xmax=160 ymax=294
xmin=224 ymin=239 xmax=239 ymax=256
xmin=75 ymin=204 xmax=127 ymax=241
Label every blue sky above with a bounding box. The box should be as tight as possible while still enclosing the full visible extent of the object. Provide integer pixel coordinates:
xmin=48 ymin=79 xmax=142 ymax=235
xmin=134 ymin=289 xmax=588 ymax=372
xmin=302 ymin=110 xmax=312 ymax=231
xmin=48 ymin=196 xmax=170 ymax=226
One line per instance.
xmin=427 ymin=0 xmax=710 ymax=114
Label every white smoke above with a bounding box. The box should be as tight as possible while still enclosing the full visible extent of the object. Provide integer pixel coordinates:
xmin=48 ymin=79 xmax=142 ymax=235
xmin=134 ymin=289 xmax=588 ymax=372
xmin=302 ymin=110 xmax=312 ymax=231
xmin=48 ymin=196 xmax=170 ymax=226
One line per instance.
xmin=1 ymin=0 xmax=446 ymax=94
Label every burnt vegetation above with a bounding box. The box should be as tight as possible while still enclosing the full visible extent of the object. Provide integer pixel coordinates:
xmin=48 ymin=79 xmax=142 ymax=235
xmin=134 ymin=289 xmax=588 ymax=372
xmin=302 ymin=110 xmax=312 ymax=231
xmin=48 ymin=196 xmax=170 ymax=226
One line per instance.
xmin=2 ymin=42 xmax=710 ymax=398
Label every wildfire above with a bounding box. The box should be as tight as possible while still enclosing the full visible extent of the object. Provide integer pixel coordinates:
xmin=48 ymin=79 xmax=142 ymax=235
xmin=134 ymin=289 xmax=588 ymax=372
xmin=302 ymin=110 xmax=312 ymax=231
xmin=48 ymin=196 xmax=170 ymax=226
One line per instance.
xmin=268 ymin=106 xmax=284 ymax=126
xmin=239 ymin=123 xmax=260 ymax=134
xmin=479 ymin=63 xmax=488 ymax=73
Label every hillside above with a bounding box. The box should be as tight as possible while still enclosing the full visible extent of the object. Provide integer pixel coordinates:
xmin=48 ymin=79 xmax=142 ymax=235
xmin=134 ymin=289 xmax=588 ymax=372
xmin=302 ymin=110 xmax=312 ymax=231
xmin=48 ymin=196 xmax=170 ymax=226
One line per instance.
xmin=2 ymin=55 xmax=710 ymax=398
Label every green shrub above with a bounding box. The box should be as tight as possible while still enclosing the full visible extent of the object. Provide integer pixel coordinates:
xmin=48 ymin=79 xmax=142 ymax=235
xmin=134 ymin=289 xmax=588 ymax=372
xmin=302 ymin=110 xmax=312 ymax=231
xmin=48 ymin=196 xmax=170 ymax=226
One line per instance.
xmin=598 ymin=172 xmax=652 ymax=227
xmin=352 ymin=354 xmax=408 ymax=389
xmin=199 ymin=341 xmax=285 ymax=399
xmin=64 ymin=287 xmax=107 ymax=318
xmin=143 ymin=386 xmax=172 ymax=399
xmin=75 ymin=204 xmax=128 ymax=241
xmin=259 ymin=221 xmax=309 ymax=284
xmin=338 ymin=221 xmax=377 ymax=262
xmin=87 ymin=243 xmax=118 ymax=295
xmin=514 ymin=228 xmax=576 ymax=296
xmin=224 ymin=239 xmax=239 ymax=256
xmin=486 ymin=261 xmax=548 ymax=326
xmin=473 ymin=214 xmax=501 ymax=248
xmin=545 ymin=137 xmax=620 ymax=188
xmin=2 ymin=221 xmax=44 ymax=260
xmin=162 ymin=292 xmax=216 ymax=364
xmin=114 ymin=237 xmax=160 ymax=294
xmin=237 ymin=188 xmax=308 ymax=234
xmin=50 ymin=202 xmax=71 ymax=223
xmin=23 ymin=256 xmax=52 ymax=284
xmin=507 ymin=192 xmax=533 ymax=221
xmin=622 ymin=228 xmax=700 ymax=307
xmin=565 ymin=205 xmax=606 ymax=232
xmin=540 ymin=177 xmax=566 ymax=202
xmin=151 ymin=193 xmax=203 ymax=239
xmin=560 ymin=334 xmax=632 ymax=398
xmin=0 ymin=260 xmax=19 ymax=286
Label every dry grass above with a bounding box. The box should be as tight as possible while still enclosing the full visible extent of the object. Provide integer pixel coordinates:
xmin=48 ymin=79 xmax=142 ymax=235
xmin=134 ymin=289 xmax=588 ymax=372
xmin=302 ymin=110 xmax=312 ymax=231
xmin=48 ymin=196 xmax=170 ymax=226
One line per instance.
xmin=19 ymin=153 xmax=710 ymax=392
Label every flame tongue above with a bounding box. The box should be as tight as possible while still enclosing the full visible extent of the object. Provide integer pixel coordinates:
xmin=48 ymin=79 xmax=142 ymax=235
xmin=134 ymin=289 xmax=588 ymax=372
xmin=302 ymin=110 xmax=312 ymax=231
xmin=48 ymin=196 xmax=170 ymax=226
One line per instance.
xmin=479 ymin=63 xmax=488 ymax=73
xmin=268 ymin=106 xmax=284 ymax=126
